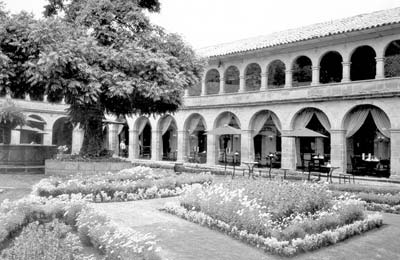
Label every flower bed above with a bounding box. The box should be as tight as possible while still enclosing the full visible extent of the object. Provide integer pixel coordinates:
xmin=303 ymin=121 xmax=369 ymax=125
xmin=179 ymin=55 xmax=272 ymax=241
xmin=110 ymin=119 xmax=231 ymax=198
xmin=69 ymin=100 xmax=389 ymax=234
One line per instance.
xmin=0 ymin=195 xmax=160 ymax=260
xmin=34 ymin=166 xmax=213 ymax=202
xmin=161 ymin=180 xmax=383 ymax=256
xmin=329 ymin=183 xmax=400 ymax=214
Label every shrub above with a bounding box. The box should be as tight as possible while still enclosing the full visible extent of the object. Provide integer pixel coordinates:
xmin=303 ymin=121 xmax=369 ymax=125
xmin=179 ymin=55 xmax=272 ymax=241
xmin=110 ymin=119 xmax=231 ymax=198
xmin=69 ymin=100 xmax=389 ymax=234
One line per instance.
xmin=329 ymin=183 xmax=400 ymax=195
xmin=0 ymin=219 xmax=90 ymax=260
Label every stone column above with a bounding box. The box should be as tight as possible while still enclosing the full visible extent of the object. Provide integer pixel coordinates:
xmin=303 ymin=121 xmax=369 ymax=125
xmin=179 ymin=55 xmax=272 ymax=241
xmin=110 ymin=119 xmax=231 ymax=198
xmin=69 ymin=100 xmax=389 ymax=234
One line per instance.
xmin=71 ymin=126 xmax=84 ymax=154
xmin=284 ymin=70 xmax=293 ymax=88
xmin=151 ymin=130 xmax=162 ymax=161
xmin=239 ymin=75 xmax=246 ymax=93
xmin=10 ymin=130 xmax=20 ymax=144
xmin=206 ymin=134 xmax=216 ymax=166
xmin=390 ymin=129 xmax=400 ymax=177
xmin=375 ymin=57 xmax=385 ymax=79
xmin=219 ymin=77 xmax=225 ymax=94
xmin=341 ymin=62 xmax=351 ymax=82
xmin=42 ymin=127 xmax=53 ymax=145
xmin=184 ymin=88 xmax=189 ymax=97
xmin=330 ymin=130 xmax=347 ymax=174
xmin=240 ymin=130 xmax=253 ymax=163
xmin=281 ymin=135 xmax=296 ymax=170
xmin=200 ymin=79 xmax=207 ymax=96
xmin=128 ymin=129 xmax=138 ymax=161
xmin=108 ymin=124 xmax=119 ymax=156
xmin=177 ymin=130 xmax=188 ymax=162
xmin=311 ymin=66 xmax=320 ymax=86
xmin=261 ymin=71 xmax=268 ymax=91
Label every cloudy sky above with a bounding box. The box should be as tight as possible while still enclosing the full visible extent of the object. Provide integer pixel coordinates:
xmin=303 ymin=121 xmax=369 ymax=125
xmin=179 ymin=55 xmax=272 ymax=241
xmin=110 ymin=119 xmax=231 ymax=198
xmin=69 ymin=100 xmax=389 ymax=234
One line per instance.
xmin=2 ymin=0 xmax=400 ymax=48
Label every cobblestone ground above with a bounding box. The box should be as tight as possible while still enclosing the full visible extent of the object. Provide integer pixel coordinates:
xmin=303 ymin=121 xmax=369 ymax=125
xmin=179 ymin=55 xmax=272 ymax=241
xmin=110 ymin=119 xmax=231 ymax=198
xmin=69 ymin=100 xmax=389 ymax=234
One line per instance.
xmin=92 ymin=198 xmax=400 ymax=260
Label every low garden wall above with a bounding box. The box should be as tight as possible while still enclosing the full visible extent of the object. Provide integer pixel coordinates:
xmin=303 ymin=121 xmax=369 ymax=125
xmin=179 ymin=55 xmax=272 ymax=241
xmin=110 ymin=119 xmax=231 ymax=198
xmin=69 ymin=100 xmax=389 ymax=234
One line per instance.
xmin=0 ymin=144 xmax=57 ymax=165
xmin=45 ymin=159 xmax=132 ymax=176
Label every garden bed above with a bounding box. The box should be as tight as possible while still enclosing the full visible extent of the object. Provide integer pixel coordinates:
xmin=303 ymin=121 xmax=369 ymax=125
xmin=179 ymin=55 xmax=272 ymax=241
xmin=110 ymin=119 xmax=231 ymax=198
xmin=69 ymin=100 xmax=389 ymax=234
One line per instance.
xmin=34 ymin=166 xmax=213 ymax=202
xmin=0 ymin=196 xmax=160 ymax=260
xmin=329 ymin=183 xmax=400 ymax=214
xmin=45 ymin=159 xmax=133 ymax=176
xmin=161 ymin=180 xmax=383 ymax=256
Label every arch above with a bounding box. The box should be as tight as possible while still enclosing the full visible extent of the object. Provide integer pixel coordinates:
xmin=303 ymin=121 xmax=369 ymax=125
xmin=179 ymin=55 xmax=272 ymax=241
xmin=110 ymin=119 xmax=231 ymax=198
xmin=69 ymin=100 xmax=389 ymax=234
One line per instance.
xmin=20 ymin=114 xmax=46 ymax=144
xmin=291 ymin=108 xmax=332 ymax=168
xmin=319 ymin=51 xmax=343 ymax=84
xmin=158 ymin=115 xmax=178 ymax=161
xmin=52 ymin=117 xmax=73 ymax=153
xmin=267 ymin=60 xmax=286 ymax=89
xmin=135 ymin=116 xmax=152 ymax=159
xmin=224 ymin=66 xmax=240 ymax=93
xmin=350 ymin=45 xmax=376 ymax=81
xmin=184 ymin=113 xmax=207 ymax=163
xmin=245 ymin=63 xmax=261 ymax=91
xmin=213 ymin=111 xmax=241 ymax=165
xmin=342 ymin=104 xmax=391 ymax=177
xmin=292 ymin=56 xmax=312 ymax=87
xmin=213 ymin=111 xmax=241 ymax=129
xmin=249 ymin=110 xmax=282 ymax=167
xmin=384 ymin=40 xmax=400 ymax=78
xmin=205 ymin=69 xmax=220 ymax=95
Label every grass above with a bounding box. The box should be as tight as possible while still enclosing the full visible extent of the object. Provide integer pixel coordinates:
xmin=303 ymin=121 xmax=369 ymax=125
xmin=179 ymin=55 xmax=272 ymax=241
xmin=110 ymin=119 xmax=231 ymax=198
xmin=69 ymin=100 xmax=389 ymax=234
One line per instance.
xmin=0 ymin=174 xmax=45 ymax=203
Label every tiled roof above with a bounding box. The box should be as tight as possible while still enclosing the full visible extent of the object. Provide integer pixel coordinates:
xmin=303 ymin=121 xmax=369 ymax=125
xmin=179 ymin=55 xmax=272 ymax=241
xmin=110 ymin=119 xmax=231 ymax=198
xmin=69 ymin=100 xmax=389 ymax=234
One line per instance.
xmin=197 ymin=7 xmax=400 ymax=58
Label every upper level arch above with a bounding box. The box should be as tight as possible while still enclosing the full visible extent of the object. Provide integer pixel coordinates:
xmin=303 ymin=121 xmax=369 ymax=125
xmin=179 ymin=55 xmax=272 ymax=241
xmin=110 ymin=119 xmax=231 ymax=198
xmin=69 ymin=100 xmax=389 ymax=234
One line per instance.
xmin=384 ymin=39 xmax=400 ymax=78
xmin=292 ymin=55 xmax=312 ymax=87
xmin=224 ymin=65 xmax=240 ymax=93
xmin=350 ymin=45 xmax=376 ymax=81
xmin=319 ymin=51 xmax=343 ymax=84
xmin=205 ymin=69 xmax=220 ymax=95
xmin=267 ymin=60 xmax=286 ymax=89
xmin=244 ymin=63 xmax=261 ymax=91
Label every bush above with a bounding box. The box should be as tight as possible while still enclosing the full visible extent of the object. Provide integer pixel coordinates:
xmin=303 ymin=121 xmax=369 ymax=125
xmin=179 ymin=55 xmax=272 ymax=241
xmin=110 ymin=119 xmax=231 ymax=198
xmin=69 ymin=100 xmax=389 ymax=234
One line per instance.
xmin=329 ymin=183 xmax=400 ymax=195
xmin=0 ymin=196 xmax=160 ymax=260
xmin=0 ymin=219 xmax=88 ymax=260
xmin=33 ymin=166 xmax=213 ymax=203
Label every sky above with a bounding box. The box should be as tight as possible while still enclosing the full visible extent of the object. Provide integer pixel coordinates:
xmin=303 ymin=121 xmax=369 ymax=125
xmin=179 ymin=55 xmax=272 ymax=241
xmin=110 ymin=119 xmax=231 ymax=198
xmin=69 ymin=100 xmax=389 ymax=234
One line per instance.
xmin=2 ymin=0 xmax=400 ymax=49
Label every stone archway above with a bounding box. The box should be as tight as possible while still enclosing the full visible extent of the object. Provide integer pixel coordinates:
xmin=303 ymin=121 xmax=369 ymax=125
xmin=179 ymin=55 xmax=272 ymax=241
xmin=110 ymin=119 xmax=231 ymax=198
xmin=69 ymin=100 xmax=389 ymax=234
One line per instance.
xmin=249 ymin=110 xmax=282 ymax=167
xmin=184 ymin=113 xmax=207 ymax=163
xmin=135 ymin=116 xmax=152 ymax=159
xmin=158 ymin=115 xmax=177 ymax=161
xmin=343 ymin=105 xmax=391 ymax=177
xmin=52 ymin=117 xmax=73 ymax=153
xmin=20 ymin=114 xmax=46 ymax=144
xmin=291 ymin=108 xmax=331 ymax=168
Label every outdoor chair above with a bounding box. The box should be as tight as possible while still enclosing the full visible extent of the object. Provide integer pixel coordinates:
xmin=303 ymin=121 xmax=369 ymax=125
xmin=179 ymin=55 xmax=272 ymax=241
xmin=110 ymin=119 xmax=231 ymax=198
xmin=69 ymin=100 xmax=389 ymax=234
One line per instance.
xmin=350 ymin=156 xmax=367 ymax=175
xmin=374 ymin=159 xmax=390 ymax=178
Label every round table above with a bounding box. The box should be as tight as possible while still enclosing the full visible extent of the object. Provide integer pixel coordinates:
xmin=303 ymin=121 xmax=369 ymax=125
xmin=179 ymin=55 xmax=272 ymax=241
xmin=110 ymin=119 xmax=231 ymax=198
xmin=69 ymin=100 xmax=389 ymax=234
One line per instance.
xmin=242 ymin=161 xmax=258 ymax=179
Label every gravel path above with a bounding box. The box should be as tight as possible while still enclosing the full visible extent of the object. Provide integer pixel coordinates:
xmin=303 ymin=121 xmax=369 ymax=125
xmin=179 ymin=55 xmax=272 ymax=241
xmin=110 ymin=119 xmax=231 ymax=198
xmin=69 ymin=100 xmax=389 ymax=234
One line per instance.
xmin=92 ymin=198 xmax=400 ymax=260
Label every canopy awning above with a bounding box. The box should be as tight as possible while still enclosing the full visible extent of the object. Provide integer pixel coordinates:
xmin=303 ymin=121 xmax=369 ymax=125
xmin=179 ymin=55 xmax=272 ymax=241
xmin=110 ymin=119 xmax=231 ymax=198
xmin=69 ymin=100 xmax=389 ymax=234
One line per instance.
xmin=205 ymin=125 xmax=242 ymax=135
xmin=15 ymin=125 xmax=48 ymax=134
xmin=281 ymin=128 xmax=328 ymax=138
xmin=27 ymin=116 xmax=45 ymax=124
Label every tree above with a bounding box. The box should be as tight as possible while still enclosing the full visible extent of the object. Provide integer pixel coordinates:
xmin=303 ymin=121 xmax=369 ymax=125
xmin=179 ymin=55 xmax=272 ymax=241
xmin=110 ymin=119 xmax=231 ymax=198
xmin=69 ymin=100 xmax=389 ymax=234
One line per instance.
xmin=0 ymin=99 xmax=25 ymax=144
xmin=0 ymin=0 xmax=205 ymax=156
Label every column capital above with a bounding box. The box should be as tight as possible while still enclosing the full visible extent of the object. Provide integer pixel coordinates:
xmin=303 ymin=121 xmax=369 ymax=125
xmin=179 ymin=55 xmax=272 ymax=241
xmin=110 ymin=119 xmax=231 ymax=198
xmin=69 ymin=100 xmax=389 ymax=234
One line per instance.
xmin=341 ymin=61 xmax=351 ymax=66
xmin=239 ymin=75 xmax=245 ymax=79
xmin=312 ymin=66 xmax=321 ymax=70
xmin=285 ymin=69 xmax=293 ymax=73
xmin=375 ymin=57 xmax=385 ymax=62
xmin=390 ymin=129 xmax=400 ymax=133
xmin=330 ymin=129 xmax=346 ymax=134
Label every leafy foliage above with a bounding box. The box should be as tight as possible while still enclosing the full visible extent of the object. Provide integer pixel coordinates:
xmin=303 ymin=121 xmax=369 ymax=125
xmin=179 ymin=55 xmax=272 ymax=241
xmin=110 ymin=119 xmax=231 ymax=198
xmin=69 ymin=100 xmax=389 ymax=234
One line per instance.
xmin=0 ymin=0 xmax=205 ymax=156
xmin=0 ymin=99 xmax=25 ymax=144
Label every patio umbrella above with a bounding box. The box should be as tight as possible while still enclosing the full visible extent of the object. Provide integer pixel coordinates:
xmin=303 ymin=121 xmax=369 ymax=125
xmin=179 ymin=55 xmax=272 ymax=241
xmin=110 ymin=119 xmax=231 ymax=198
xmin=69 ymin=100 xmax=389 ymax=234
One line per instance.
xmin=15 ymin=125 xmax=48 ymax=134
xmin=204 ymin=125 xmax=242 ymax=135
xmin=26 ymin=116 xmax=45 ymax=124
xmin=281 ymin=128 xmax=328 ymax=138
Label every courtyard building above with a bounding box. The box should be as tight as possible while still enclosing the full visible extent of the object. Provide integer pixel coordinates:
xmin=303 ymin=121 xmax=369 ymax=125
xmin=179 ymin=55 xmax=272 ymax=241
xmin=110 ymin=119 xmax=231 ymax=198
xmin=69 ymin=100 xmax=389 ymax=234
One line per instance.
xmin=3 ymin=7 xmax=400 ymax=177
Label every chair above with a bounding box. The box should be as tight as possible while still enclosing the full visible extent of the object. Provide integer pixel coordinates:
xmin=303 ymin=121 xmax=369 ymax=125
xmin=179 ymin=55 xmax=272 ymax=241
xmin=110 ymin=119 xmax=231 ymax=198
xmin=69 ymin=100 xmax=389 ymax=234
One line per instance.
xmin=350 ymin=156 xmax=367 ymax=175
xmin=374 ymin=159 xmax=390 ymax=178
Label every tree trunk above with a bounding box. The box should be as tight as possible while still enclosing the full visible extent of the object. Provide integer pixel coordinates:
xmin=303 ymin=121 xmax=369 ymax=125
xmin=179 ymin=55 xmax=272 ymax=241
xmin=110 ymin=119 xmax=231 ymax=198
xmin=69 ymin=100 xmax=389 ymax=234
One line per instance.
xmin=80 ymin=118 xmax=105 ymax=156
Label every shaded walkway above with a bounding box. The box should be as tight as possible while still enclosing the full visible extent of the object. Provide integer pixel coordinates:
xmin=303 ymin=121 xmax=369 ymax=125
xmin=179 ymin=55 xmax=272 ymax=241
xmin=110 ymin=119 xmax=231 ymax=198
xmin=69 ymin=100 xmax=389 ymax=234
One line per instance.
xmin=92 ymin=198 xmax=400 ymax=260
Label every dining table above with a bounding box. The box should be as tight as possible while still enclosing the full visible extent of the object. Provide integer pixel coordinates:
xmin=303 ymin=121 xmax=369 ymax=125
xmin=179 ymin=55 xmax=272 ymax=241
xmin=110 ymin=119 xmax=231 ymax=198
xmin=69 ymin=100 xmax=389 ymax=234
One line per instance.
xmin=242 ymin=161 xmax=259 ymax=179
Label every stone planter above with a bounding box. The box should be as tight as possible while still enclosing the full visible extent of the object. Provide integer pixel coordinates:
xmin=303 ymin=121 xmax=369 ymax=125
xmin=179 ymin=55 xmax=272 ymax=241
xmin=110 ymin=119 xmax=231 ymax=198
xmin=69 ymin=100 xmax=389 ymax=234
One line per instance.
xmin=45 ymin=159 xmax=132 ymax=176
